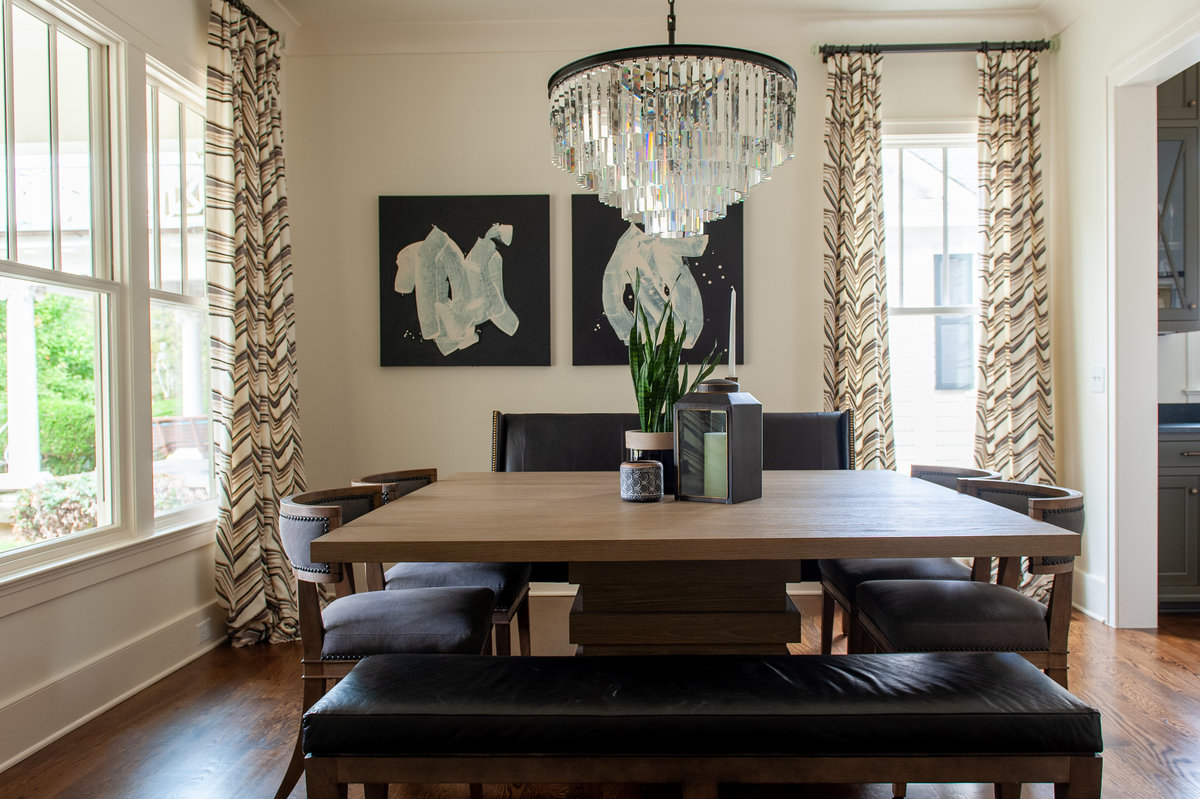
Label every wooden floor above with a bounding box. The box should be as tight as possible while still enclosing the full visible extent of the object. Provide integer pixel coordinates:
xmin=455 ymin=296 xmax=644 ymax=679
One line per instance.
xmin=1 ymin=596 xmax=1198 ymax=798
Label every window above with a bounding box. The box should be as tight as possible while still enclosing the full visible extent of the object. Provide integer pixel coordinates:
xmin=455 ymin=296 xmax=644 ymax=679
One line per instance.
xmin=0 ymin=1 xmax=212 ymax=571
xmin=0 ymin=1 xmax=114 ymax=558
xmin=147 ymin=70 xmax=211 ymax=517
xmin=883 ymin=134 xmax=980 ymax=472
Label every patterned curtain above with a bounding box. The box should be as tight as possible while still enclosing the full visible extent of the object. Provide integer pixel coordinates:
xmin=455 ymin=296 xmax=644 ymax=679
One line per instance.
xmin=822 ymin=52 xmax=896 ymax=471
xmin=207 ymin=0 xmax=304 ymax=646
xmin=974 ymin=50 xmax=1053 ymax=484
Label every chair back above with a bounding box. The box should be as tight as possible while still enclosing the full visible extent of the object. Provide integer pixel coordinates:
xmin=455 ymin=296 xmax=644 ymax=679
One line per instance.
xmin=492 ymin=411 xmax=638 ymax=472
xmin=353 ymin=468 xmax=437 ymax=504
xmin=910 ymin=464 xmax=1000 ymax=491
xmin=279 ymin=486 xmax=385 ymax=584
xmin=762 ymin=410 xmax=855 ymax=470
xmin=960 ymin=478 xmax=1084 ymax=585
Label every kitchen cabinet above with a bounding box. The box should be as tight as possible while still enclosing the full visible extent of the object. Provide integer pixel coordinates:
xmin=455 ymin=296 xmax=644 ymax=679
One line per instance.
xmin=1159 ymin=430 xmax=1200 ymax=607
xmin=1159 ymin=65 xmax=1200 ymax=332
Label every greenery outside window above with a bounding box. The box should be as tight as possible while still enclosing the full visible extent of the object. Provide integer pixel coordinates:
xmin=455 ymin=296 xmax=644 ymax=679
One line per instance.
xmin=147 ymin=68 xmax=211 ymax=517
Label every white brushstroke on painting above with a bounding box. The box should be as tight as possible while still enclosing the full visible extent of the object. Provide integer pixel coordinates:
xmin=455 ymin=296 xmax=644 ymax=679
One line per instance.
xmin=394 ymin=223 xmax=519 ymax=355
xmin=602 ymin=223 xmax=708 ymax=346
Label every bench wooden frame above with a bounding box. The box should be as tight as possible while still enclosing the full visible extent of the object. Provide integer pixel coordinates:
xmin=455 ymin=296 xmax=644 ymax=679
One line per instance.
xmin=304 ymin=752 xmax=1103 ymax=799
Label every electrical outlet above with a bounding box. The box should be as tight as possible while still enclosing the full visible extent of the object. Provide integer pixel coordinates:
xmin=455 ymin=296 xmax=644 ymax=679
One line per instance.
xmin=196 ymin=618 xmax=213 ymax=646
xmin=1090 ymin=366 xmax=1106 ymax=394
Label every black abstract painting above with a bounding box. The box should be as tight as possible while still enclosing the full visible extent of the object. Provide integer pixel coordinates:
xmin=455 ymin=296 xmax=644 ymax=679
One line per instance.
xmin=378 ymin=195 xmax=550 ymax=366
xmin=571 ymin=195 xmax=743 ymax=366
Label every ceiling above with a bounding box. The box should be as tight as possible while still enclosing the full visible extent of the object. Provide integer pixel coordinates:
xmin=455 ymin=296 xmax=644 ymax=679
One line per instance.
xmin=271 ymin=0 xmax=1069 ymax=28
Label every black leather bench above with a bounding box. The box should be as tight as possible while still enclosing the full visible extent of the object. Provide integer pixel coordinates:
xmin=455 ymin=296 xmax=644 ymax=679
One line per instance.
xmin=301 ymin=651 xmax=1103 ymax=799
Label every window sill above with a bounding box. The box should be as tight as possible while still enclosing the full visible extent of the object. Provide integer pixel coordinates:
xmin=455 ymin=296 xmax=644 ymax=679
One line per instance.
xmin=0 ymin=517 xmax=217 ymax=618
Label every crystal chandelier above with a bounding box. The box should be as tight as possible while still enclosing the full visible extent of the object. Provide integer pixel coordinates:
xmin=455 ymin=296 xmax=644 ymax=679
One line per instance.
xmin=548 ymin=0 xmax=797 ymax=238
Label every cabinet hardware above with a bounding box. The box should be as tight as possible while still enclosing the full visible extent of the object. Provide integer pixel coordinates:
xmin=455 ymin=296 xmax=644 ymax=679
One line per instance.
xmin=1191 ymin=488 xmax=1199 ymax=495
xmin=1183 ymin=452 xmax=1200 ymax=456
xmin=1191 ymin=100 xmax=1198 ymax=107
xmin=1191 ymin=304 xmax=1198 ymax=310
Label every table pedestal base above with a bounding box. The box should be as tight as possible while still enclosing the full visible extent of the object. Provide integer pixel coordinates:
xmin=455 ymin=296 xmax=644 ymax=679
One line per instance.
xmin=568 ymin=560 xmax=804 ymax=654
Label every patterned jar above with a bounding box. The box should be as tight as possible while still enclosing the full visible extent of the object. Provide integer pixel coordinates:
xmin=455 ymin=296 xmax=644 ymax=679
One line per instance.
xmin=619 ymin=460 xmax=664 ymax=502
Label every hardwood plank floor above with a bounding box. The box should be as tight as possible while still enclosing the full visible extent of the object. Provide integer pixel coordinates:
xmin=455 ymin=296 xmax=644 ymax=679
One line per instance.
xmin=1 ymin=596 xmax=1197 ymax=798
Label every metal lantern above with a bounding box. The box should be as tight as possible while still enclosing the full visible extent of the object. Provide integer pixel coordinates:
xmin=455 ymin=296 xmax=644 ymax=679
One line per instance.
xmin=673 ymin=379 xmax=762 ymax=503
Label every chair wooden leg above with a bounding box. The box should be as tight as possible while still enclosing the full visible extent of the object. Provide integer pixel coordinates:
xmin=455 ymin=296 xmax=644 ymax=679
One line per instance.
xmin=274 ymin=676 xmax=327 ymax=799
xmin=820 ymin=589 xmax=835 ymax=654
xmin=494 ymin=620 xmax=512 ymax=656
xmin=516 ymin=595 xmax=532 ymax=656
xmin=303 ymin=758 xmax=346 ymax=799
xmin=891 ymin=782 xmax=907 ymax=798
xmin=995 ymin=783 xmax=1022 ymax=798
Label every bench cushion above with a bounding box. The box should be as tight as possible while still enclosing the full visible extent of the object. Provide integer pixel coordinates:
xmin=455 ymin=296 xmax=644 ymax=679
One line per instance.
xmin=303 ymin=652 xmax=1101 ymax=757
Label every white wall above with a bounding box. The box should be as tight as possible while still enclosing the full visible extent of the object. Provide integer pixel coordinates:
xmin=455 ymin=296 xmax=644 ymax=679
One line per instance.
xmin=1053 ymin=0 xmax=1200 ymax=625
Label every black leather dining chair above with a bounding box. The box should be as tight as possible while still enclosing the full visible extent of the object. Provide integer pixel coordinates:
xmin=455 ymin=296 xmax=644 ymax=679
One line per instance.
xmin=353 ymin=467 xmax=533 ymax=656
xmin=851 ymin=478 xmax=1084 ymax=688
xmin=816 ymin=464 xmax=1001 ymax=654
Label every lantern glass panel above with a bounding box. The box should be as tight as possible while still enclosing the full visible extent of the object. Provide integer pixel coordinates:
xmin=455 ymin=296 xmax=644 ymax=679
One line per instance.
xmin=677 ymin=409 xmax=728 ymax=499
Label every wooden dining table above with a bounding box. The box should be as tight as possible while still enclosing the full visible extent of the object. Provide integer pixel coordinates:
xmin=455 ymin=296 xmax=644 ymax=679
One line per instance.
xmin=310 ymin=470 xmax=1080 ymax=655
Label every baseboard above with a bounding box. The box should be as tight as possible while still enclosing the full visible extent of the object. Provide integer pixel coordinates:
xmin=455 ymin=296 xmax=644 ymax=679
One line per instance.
xmin=1073 ymin=567 xmax=1108 ymax=623
xmin=0 ymin=600 xmax=226 ymax=773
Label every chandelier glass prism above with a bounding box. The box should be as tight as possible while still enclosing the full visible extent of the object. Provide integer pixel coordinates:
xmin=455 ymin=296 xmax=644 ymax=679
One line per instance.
xmin=548 ymin=1 xmax=797 ymax=238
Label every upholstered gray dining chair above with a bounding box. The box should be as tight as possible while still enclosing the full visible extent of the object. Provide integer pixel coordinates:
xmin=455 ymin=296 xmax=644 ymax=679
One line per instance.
xmin=817 ymin=464 xmax=1001 ymax=653
xmin=272 ymin=485 xmax=496 ymax=799
xmin=851 ymin=478 xmax=1084 ymax=689
xmin=353 ymin=467 xmax=533 ymax=656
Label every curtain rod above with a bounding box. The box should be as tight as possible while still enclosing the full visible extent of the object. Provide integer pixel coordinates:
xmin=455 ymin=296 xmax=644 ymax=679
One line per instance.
xmin=817 ymin=39 xmax=1052 ymax=62
xmin=226 ymin=0 xmax=277 ymax=35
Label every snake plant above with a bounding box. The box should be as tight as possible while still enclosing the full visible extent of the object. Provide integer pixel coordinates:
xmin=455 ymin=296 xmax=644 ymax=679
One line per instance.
xmin=628 ymin=285 xmax=720 ymax=434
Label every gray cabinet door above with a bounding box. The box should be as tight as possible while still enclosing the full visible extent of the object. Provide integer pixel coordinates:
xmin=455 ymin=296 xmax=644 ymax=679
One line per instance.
xmin=1159 ymin=473 xmax=1200 ymax=588
xmin=1158 ymin=126 xmax=1200 ymax=331
xmin=1159 ymin=65 xmax=1199 ymax=121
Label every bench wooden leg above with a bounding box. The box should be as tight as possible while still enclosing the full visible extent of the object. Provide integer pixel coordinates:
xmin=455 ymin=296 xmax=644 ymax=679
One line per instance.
xmin=682 ymin=784 xmax=718 ymax=799
xmin=820 ymin=590 xmax=835 ymax=654
xmin=995 ymin=783 xmax=1022 ymax=798
xmin=364 ymin=785 xmax=388 ymax=799
xmin=891 ymin=782 xmax=906 ymax=798
xmin=470 ymin=783 xmax=483 ymax=799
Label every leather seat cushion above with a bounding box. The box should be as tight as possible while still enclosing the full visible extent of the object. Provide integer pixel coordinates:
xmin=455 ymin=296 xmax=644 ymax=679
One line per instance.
xmin=303 ymin=651 xmax=1102 ymax=757
xmin=819 ymin=557 xmax=971 ymax=600
xmin=384 ymin=561 xmax=531 ymax=610
xmin=856 ymin=579 xmax=1050 ymax=652
xmin=320 ymin=586 xmax=495 ymax=660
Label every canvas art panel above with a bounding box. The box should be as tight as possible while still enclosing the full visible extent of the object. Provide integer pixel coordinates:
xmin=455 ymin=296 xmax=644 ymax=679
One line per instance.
xmin=571 ymin=195 xmax=744 ymax=366
xmin=379 ymin=195 xmax=551 ymax=366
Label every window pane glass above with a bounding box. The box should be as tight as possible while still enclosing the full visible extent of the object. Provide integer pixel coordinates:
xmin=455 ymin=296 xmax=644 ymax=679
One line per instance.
xmin=147 ymin=85 xmax=156 ymax=286
xmin=184 ymin=108 xmax=205 ymax=296
xmin=0 ymin=275 xmax=110 ymax=554
xmin=157 ymin=94 xmax=182 ymax=293
xmin=899 ymin=148 xmax=945 ymax=307
xmin=150 ymin=300 xmax=212 ymax=514
xmin=12 ymin=8 xmax=52 ymax=269
xmin=885 ymin=142 xmax=979 ymax=474
xmin=57 ymin=32 xmax=93 ymax=277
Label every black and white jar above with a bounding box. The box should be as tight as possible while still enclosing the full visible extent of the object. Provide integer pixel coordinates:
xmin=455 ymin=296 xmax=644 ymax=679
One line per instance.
xmin=620 ymin=459 xmax=664 ymax=502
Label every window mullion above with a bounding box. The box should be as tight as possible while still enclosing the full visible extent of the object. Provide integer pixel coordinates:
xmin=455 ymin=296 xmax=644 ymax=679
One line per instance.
xmin=4 ymin=0 xmax=15 ymax=260
xmin=46 ymin=19 xmax=62 ymax=270
xmin=897 ymin=147 xmax=905 ymax=308
xmin=176 ymin=99 xmax=185 ymax=291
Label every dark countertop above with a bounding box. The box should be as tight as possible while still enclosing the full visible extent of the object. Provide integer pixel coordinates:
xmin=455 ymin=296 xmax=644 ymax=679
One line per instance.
xmin=1161 ymin=403 xmax=1200 ymax=425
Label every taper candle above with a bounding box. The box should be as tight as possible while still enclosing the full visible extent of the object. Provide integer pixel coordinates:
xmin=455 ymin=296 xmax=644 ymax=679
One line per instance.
xmin=728 ymin=287 xmax=737 ymax=378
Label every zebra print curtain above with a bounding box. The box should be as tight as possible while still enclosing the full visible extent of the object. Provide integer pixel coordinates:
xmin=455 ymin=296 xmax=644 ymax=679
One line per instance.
xmin=821 ymin=52 xmax=896 ymax=471
xmin=207 ymin=0 xmax=305 ymax=646
xmin=974 ymin=50 xmax=1054 ymax=484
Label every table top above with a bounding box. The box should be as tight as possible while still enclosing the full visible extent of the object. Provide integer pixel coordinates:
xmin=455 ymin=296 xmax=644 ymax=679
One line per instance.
xmin=309 ymin=470 xmax=1080 ymax=564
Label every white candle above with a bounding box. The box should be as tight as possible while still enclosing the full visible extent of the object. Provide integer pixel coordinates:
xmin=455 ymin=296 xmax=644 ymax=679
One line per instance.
xmin=728 ymin=287 xmax=737 ymax=378
xmin=704 ymin=432 xmax=728 ymax=498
